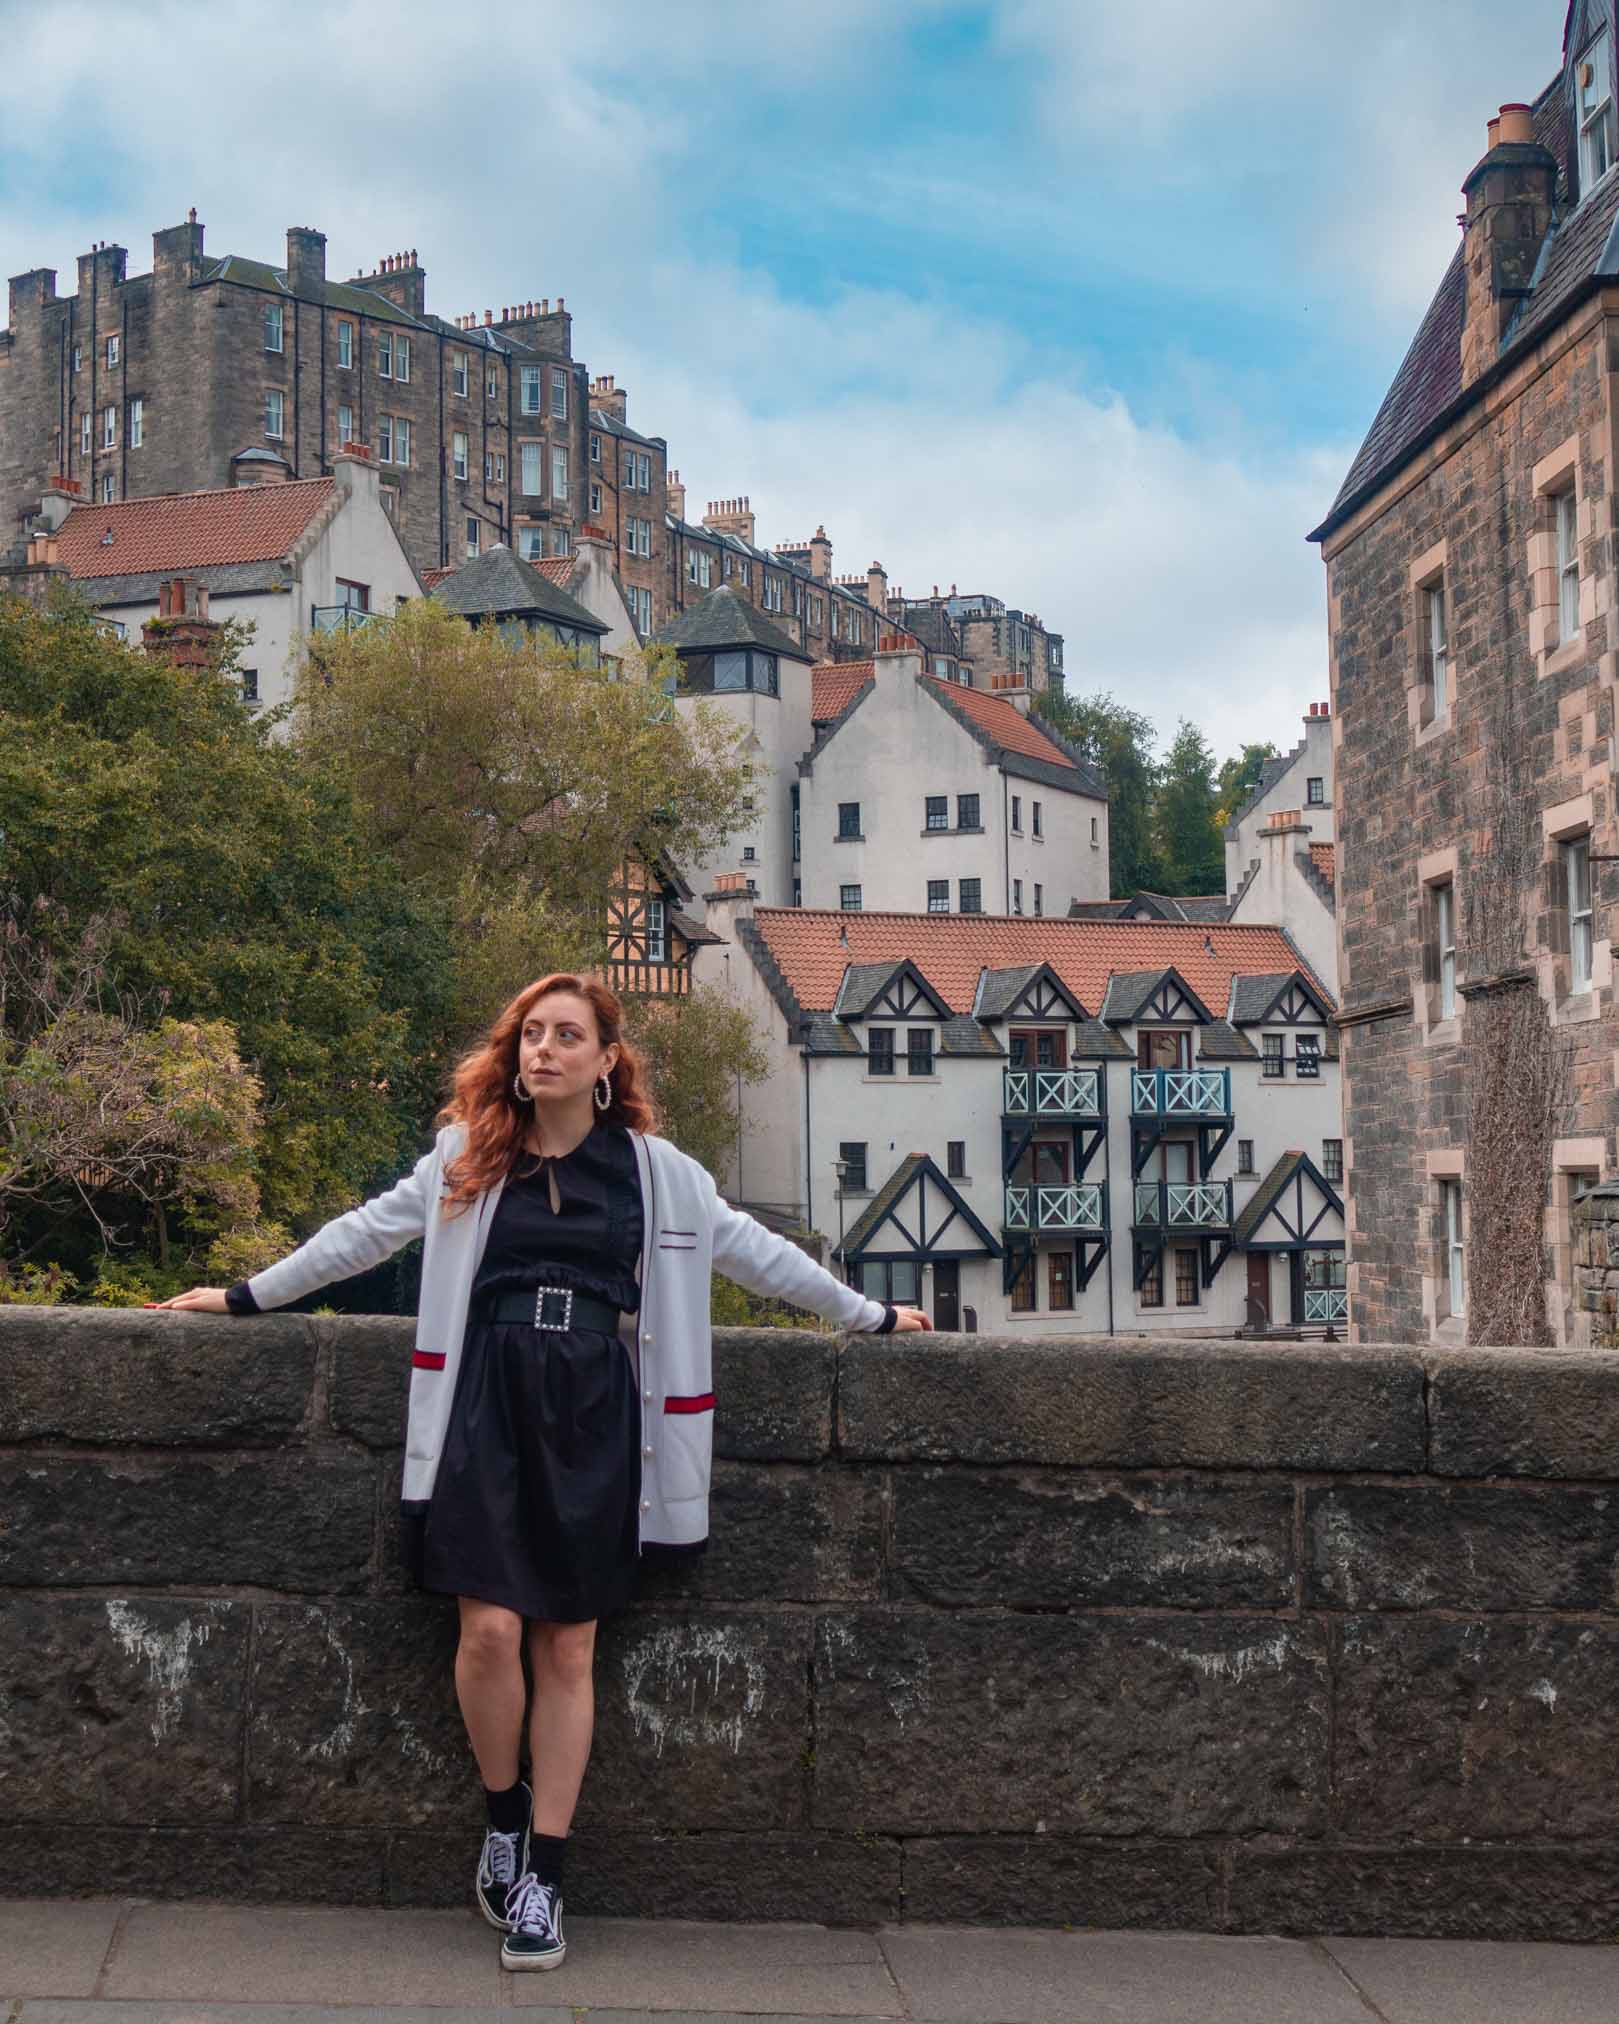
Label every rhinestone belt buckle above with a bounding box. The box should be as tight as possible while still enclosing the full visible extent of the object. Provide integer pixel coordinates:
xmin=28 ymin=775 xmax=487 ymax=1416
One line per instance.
xmin=534 ymin=1286 xmax=574 ymax=1332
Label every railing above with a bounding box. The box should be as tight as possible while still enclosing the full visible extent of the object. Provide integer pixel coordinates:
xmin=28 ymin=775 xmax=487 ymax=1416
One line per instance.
xmin=1133 ymin=1179 xmax=1232 ymax=1229
xmin=1131 ymin=1067 xmax=1231 ymax=1118
xmin=1303 ymin=1288 xmax=1348 ymax=1324
xmin=1002 ymin=1067 xmax=1104 ymax=1120
xmin=1004 ymin=1181 xmax=1106 ymax=1234
xmin=310 ymin=605 xmax=387 ymax=634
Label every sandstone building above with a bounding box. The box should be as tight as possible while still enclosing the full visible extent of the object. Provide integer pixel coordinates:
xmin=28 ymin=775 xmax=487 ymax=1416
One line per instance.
xmin=1311 ymin=2 xmax=1619 ymax=1345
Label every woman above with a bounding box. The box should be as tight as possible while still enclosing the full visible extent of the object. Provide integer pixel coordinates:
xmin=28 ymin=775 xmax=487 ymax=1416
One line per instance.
xmin=153 ymin=972 xmax=930 ymax=1972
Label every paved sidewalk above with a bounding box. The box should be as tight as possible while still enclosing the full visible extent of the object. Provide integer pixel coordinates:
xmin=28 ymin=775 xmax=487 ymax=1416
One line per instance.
xmin=3 ymin=1901 xmax=1618 ymax=2023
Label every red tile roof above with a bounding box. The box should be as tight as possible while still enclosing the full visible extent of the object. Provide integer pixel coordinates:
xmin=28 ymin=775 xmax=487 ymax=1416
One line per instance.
xmin=922 ymin=677 xmax=1075 ymax=768
xmin=419 ymin=565 xmax=457 ymax=591
xmin=54 ymin=480 xmax=336 ymax=578
xmin=535 ymin=556 xmax=575 ymax=585
xmin=1309 ymin=843 xmax=1335 ymax=885
xmin=811 ymin=660 xmax=874 ymax=722
xmin=750 ymin=908 xmax=1328 ymax=1018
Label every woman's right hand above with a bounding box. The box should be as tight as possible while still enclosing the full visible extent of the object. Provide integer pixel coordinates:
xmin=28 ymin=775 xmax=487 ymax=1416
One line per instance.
xmin=145 ymin=1287 xmax=230 ymax=1312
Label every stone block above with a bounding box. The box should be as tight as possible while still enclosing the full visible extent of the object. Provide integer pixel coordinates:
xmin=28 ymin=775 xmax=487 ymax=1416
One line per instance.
xmin=0 ymin=1307 xmax=314 ymax=1444
xmin=639 ymin=1461 xmax=884 ymax=1604
xmin=0 ymin=1826 xmax=383 ymax=1905
xmin=580 ymin=1607 xmax=814 ymax=1831
xmin=0 ymin=1454 xmax=376 ymax=1590
xmin=1306 ymin=1485 xmax=1619 ymax=1611
xmin=323 ymin=1315 xmax=413 ymax=1448
xmin=388 ymin=1828 xmax=901 ymax=1922
xmin=246 ymin=1600 xmax=471 ymax=1827
xmin=1427 ymin=1348 xmax=1619 ymax=1477
xmin=892 ymin=1469 xmax=1294 ymax=1609
xmin=1334 ymin=1617 xmax=1619 ymax=1840
xmin=812 ymin=1611 xmax=1328 ymax=1837
xmin=0 ymin=1597 xmax=246 ymax=1822
xmin=712 ymin=1329 xmax=836 ymax=1461
xmin=1228 ymin=1844 xmax=1619 ymax=1941
xmin=903 ymin=1836 xmax=1223 ymax=1929
xmin=838 ymin=1338 xmax=1424 ymax=1472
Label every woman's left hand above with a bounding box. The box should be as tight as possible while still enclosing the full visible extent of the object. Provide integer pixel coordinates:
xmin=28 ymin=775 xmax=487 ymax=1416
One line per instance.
xmin=890 ymin=1305 xmax=933 ymax=1332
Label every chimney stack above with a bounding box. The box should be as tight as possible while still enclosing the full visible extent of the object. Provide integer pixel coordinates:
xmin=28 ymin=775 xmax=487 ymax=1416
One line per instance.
xmin=703 ymin=494 xmax=757 ymax=546
xmin=286 ymin=225 xmax=326 ymax=298
xmin=143 ymin=578 xmax=222 ymax=671
xmin=666 ymin=468 xmax=686 ymax=520
xmin=865 ymin=559 xmax=888 ymax=611
xmin=1459 ymin=102 xmax=1557 ymax=389
xmin=808 ymin=525 xmax=832 ymax=579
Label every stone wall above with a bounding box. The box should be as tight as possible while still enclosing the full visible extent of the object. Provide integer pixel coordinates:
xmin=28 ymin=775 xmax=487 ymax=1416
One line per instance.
xmin=4 ymin=1308 xmax=1619 ymax=1939
xmin=1573 ymin=1178 xmax=1619 ymax=1332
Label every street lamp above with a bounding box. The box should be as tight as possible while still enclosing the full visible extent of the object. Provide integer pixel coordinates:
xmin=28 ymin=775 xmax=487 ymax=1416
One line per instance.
xmin=831 ymin=1157 xmax=849 ymax=1283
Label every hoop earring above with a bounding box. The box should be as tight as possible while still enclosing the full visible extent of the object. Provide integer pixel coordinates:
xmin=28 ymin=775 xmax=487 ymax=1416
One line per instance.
xmin=513 ymin=1072 xmax=533 ymax=1103
xmin=595 ymin=1072 xmax=612 ymax=1112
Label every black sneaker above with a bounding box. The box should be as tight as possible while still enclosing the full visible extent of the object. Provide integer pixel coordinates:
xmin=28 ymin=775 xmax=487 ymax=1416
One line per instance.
xmin=474 ymin=1784 xmax=531 ymax=1932
xmin=500 ymin=1871 xmax=566 ymax=1971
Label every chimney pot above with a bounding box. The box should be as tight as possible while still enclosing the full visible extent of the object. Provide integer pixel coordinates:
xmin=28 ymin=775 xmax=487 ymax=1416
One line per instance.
xmin=1497 ymin=102 xmax=1533 ymax=146
xmin=1486 ymin=115 xmax=1501 ymax=150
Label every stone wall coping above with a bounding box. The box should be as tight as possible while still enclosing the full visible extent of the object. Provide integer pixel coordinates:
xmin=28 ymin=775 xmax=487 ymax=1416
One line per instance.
xmin=4 ymin=1307 xmax=1617 ymax=1479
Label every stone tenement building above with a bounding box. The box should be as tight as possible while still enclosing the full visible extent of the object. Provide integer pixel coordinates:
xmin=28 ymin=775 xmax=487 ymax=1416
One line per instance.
xmin=0 ymin=218 xmax=617 ymax=582
xmin=2 ymin=218 xmax=1063 ymax=684
xmin=1310 ymin=0 xmax=1619 ymax=1347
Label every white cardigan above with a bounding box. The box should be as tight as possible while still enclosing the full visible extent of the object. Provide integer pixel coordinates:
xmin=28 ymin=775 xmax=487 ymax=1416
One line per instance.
xmin=246 ymin=1124 xmax=887 ymax=1547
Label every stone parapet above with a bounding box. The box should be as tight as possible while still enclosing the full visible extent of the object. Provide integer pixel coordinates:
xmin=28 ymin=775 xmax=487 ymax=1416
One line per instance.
xmin=4 ymin=1309 xmax=1619 ymax=1939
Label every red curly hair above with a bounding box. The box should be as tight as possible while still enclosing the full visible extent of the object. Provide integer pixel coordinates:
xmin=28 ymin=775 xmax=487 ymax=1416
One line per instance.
xmin=437 ymin=972 xmax=659 ymax=1214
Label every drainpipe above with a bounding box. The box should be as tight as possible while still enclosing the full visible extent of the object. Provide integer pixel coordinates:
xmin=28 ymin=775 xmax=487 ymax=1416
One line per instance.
xmin=1002 ymin=769 xmax=1011 ymax=911
xmin=802 ymin=1042 xmax=813 ymax=1239
xmin=1104 ymin=1060 xmax=1117 ymax=1335
xmin=290 ymin=295 xmax=300 ymax=479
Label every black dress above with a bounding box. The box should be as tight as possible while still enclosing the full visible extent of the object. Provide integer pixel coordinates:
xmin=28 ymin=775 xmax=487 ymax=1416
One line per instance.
xmin=414 ymin=1118 xmax=644 ymax=1623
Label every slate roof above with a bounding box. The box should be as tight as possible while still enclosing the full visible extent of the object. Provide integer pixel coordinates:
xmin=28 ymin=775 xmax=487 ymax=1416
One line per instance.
xmin=203 ymin=255 xmax=425 ymax=326
xmin=590 ymin=407 xmax=664 ymax=449
xmin=432 ymin=545 xmax=605 ymax=632
xmin=746 ymin=910 xmax=1331 ymax=1021
xmin=53 ymin=479 xmax=336 ymax=578
xmin=1232 ymin=1151 xmax=1344 ymax=1249
xmin=1232 ymin=1152 xmax=1308 ymax=1248
xmin=652 ymin=584 xmax=811 ymax=660
xmin=1117 ymin=891 xmax=1233 ymax=924
xmin=1229 ymin=973 xmax=1297 ymax=1024
xmin=839 ymin=1152 xmax=1001 ymax=1260
xmin=1312 ymin=69 xmax=1619 ymax=539
xmin=973 ymin=963 xmax=1046 ymax=1018
xmin=811 ymin=659 xmax=875 ymax=721
xmin=1099 ymin=969 xmax=1203 ymax=1025
xmin=1197 ymin=1019 xmax=1260 ymax=1062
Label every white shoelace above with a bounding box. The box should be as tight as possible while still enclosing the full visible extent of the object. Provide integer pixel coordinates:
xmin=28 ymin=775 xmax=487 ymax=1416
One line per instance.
xmin=483 ymin=1827 xmax=520 ymax=1888
xmin=505 ymin=1872 xmax=560 ymax=1941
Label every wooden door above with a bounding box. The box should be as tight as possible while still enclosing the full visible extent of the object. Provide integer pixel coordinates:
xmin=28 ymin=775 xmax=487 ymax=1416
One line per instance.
xmin=1246 ymin=1253 xmax=1271 ymax=1325
xmin=932 ymin=1260 xmax=960 ymax=1331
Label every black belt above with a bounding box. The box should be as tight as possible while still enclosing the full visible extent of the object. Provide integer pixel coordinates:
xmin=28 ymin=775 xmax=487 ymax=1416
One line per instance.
xmin=482 ymin=1285 xmax=624 ymax=1333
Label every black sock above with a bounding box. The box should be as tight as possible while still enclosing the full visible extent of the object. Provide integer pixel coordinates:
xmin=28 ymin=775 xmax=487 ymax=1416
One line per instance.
xmin=529 ymin=1831 xmax=566 ymax=1892
xmin=484 ymin=1778 xmax=528 ymax=1835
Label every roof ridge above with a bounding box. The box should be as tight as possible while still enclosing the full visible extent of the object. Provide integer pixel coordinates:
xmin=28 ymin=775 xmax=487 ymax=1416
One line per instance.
xmin=68 ymin=475 xmax=333 ymax=510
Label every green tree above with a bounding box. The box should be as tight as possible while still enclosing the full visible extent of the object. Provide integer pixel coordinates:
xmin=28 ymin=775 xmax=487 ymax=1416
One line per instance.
xmin=1155 ymin=719 xmax=1226 ymax=896
xmin=1215 ymin=741 xmax=1278 ymax=829
xmin=1035 ymin=687 xmax=1163 ymax=894
xmin=0 ymin=590 xmax=455 ymax=1267
xmin=293 ymin=601 xmax=754 ymax=920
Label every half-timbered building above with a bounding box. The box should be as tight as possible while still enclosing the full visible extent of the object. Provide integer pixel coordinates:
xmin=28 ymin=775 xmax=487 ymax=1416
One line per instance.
xmin=695 ymin=896 xmax=1343 ymax=1335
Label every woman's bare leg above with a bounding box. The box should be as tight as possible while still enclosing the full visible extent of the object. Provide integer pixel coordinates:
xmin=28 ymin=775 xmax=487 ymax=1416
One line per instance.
xmin=526 ymin=1618 xmax=597 ymax=1837
xmin=455 ymin=1597 xmax=527 ymax=1787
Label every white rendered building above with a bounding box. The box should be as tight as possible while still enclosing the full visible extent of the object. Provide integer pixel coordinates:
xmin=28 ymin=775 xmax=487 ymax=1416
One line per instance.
xmin=696 ymin=897 xmax=1344 ymax=1337
xmin=17 ymin=448 xmax=421 ymax=712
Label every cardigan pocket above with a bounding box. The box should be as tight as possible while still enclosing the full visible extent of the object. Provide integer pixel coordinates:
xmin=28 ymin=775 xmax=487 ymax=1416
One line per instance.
xmin=658 ymin=1400 xmax=713 ymax=1503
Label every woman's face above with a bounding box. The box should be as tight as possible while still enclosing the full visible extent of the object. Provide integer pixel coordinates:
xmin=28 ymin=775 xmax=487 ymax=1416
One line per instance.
xmin=518 ymin=991 xmax=619 ymax=1104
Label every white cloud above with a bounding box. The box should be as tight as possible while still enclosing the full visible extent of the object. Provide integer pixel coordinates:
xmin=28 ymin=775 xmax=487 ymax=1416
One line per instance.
xmin=0 ymin=0 xmax=1548 ymax=755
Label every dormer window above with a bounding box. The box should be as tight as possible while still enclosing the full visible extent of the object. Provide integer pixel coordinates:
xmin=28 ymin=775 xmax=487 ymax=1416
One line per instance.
xmin=1583 ymin=33 xmax=1617 ymax=187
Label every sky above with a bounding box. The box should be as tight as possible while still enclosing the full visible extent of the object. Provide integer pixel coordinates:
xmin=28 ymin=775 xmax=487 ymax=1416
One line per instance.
xmin=0 ymin=0 xmax=1562 ymax=758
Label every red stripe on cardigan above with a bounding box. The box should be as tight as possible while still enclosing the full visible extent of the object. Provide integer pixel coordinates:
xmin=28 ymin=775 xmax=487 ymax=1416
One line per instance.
xmin=412 ymin=1349 xmax=447 ymax=1370
xmin=663 ymin=1392 xmax=715 ymax=1414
